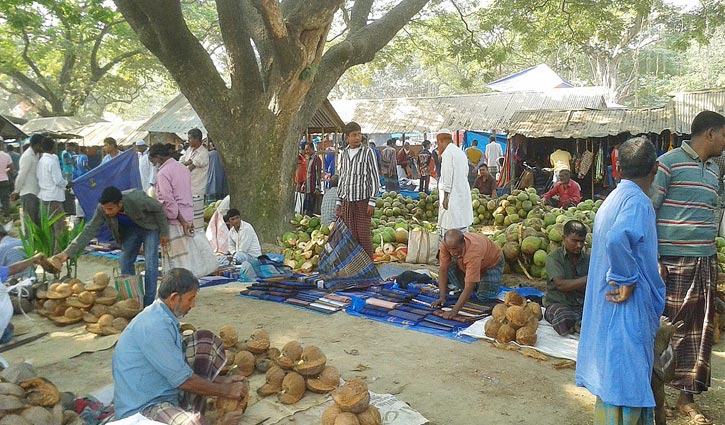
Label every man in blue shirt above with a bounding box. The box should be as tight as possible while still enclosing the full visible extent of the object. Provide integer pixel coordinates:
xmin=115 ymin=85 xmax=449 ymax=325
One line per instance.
xmin=112 ymin=268 xmax=247 ymax=424
xmin=576 ymin=137 xmax=665 ymax=424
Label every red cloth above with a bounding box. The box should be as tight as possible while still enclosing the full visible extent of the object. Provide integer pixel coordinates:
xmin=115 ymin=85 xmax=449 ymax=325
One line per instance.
xmin=542 ymin=181 xmax=582 ymax=207
xmin=294 ymin=154 xmax=307 ymax=186
xmin=396 ymin=148 xmax=410 ymax=166
xmin=611 ymin=147 xmax=620 ymax=179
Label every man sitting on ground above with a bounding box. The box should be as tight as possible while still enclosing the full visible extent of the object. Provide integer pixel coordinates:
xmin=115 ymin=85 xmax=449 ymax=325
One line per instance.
xmin=112 ymin=268 xmax=247 ymax=424
xmin=543 ymin=220 xmax=589 ymax=336
xmin=432 ymin=229 xmax=505 ymax=319
xmin=541 ymin=169 xmax=581 ymax=208
xmin=226 ymin=208 xmax=262 ymax=279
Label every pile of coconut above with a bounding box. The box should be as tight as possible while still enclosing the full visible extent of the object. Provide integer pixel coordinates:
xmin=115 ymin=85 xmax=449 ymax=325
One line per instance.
xmin=0 ymin=371 xmax=81 ymax=424
xmin=484 ymin=291 xmax=542 ymax=345
xmin=321 ymin=378 xmax=381 ymax=425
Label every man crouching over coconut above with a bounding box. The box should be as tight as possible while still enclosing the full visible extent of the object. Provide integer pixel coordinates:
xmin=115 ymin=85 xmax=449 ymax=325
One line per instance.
xmin=112 ymin=268 xmax=247 ymax=424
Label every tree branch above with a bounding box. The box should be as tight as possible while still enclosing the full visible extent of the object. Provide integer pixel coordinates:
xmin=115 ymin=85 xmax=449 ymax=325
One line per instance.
xmin=350 ymin=0 xmax=374 ymax=32
xmin=19 ymin=30 xmax=52 ymax=95
xmin=216 ymin=0 xmax=263 ymax=97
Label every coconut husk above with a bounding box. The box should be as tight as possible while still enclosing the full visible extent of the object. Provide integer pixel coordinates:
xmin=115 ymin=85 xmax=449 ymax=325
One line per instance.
xmin=21 ymin=405 xmax=54 ymax=425
xmin=85 ymin=323 xmax=119 ymax=336
xmin=85 ymin=272 xmax=110 ymax=291
xmin=306 ymin=366 xmax=341 ymax=393
xmin=294 ymin=345 xmax=326 ymax=376
xmin=516 ymin=326 xmax=538 ymax=346
xmin=504 ymin=291 xmax=526 ymax=307
xmin=321 ymin=404 xmax=343 ymax=425
xmin=505 ymin=305 xmax=533 ymax=328
xmin=112 ymin=317 xmax=129 ymax=332
xmin=219 ymin=326 xmax=238 ymax=349
xmin=332 ymin=378 xmax=370 ymax=413
xmin=246 ymin=329 xmax=270 ymax=354
xmin=19 ymin=378 xmax=60 ymax=407
xmin=496 ymin=323 xmax=517 ymax=343
xmin=35 ymin=289 xmax=48 ymax=300
xmin=37 ymin=299 xmax=59 ymax=318
xmin=82 ymin=312 xmax=99 ymax=323
xmin=257 ymin=365 xmax=286 ymax=396
xmin=232 ymin=351 xmax=255 ymax=377
xmin=277 ymin=341 xmax=303 ymax=370
xmin=70 ymin=283 xmax=84 ymax=295
xmin=277 ymin=372 xmax=305 ymax=404
xmin=491 ymin=303 xmax=507 ymax=323
xmin=51 ymin=307 xmax=83 ymax=325
xmin=47 ymin=283 xmax=72 ymax=300
xmin=526 ymin=301 xmax=543 ymax=320
xmin=484 ymin=319 xmax=502 ymax=339
xmin=90 ymin=304 xmax=109 ymax=317
xmin=0 ymin=383 xmax=25 ymax=398
xmin=356 ymin=406 xmax=382 ymax=425
xmin=334 ymin=413 xmax=361 ymax=425
xmin=65 ymin=296 xmax=92 ymax=309
xmin=38 ymin=256 xmax=62 ymax=274
xmin=0 ymin=393 xmax=25 ymax=410
xmin=216 ymin=383 xmax=249 ymax=423
xmin=109 ymin=299 xmax=141 ymax=319
xmin=0 ymin=414 xmax=31 ymax=425
xmin=94 ymin=287 xmax=119 ymax=305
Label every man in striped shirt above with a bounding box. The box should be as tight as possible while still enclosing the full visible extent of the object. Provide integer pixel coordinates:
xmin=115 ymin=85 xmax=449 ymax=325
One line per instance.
xmin=336 ymin=122 xmax=380 ymax=258
xmin=651 ymin=110 xmax=725 ymax=425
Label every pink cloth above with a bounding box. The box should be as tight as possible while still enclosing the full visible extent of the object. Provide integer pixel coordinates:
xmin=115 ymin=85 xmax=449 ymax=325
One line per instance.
xmin=156 ymin=158 xmax=194 ymax=225
xmin=0 ymin=152 xmax=12 ymax=182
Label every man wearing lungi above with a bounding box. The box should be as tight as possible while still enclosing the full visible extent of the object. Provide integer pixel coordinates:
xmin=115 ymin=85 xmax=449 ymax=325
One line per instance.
xmin=113 ymin=268 xmax=247 ymax=424
xmin=432 ymin=229 xmax=504 ymax=319
xmin=335 ymin=122 xmax=380 ymax=259
xmin=652 ymin=110 xmax=725 ymax=425
xmin=181 ymin=128 xmax=210 ymax=230
xmin=576 ymin=137 xmax=665 ymax=425
xmin=543 ymin=219 xmax=589 ymax=336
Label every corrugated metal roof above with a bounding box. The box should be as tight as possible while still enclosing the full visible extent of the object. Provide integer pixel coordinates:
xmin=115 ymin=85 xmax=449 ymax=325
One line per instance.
xmin=331 ymin=88 xmax=608 ymax=134
xmin=508 ymin=107 xmax=674 ymax=139
xmin=0 ymin=115 xmax=26 ymax=139
xmin=140 ymin=94 xmax=345 ymax=134
xmin=21 ymin=116 xmax=88 ymax=135
xmin=671 ymin=88 xmax=725 ymax=134
xmin=69 ymin=121 xmax=148 ymax=146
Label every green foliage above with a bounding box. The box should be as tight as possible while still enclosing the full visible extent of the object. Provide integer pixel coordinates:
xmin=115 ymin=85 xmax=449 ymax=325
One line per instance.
xmin=20 ymin=204 xmax=66 ymax=258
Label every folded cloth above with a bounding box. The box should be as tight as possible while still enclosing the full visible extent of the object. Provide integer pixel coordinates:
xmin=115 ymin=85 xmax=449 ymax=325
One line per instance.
xmin=379 ymin=288 xmax=413 ymax=301
xmin=388 ymin=309 xmax=424 ymax=322
xmin=360 ymin=308 xmax=388 ymax=318
xmin=424 ymin=314 xmax=466 ymax=329
xmin=362 ymin=304 xmax=390 ymax=313
xmin=384 ymin=316 xmax=418 ymax=326
xmin=417 ymin=321 xmax=452 ymax=331
xmin=286 ymin=298 xmax=310 ymax=307
xmin=365 ymin=298 xmax=400 ymax=309
xmin=432 ymin=310 xmax=478 ymax=323
xmin=396 ymin=305 xmax=433 ymax=315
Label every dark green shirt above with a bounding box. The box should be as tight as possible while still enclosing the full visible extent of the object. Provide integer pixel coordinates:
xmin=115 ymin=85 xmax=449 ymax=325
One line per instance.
xmin=543 ymin=247 xmax=589 ymax=307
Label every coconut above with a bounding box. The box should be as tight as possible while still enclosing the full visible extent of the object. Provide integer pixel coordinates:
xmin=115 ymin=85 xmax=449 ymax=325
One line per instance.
xmin=533 ymin=250 xmax=548 ymax=267
xmin=219 ymin=326 xmax=238 ymax=349
xmin=70 ymin=283 xmax=84 ymax=295
xmin=257 ymin=365 xmax=287 ymax=396
xmin=332 ymin=378 xmax=370 ymax=413
xmin=277 ymin=372 xmax=305 ymax=404
xmin=246 ymin=329 xmax=270 ymax=354
xmin=502 ymin=242 xmax=519 ymax=261
xmin=19 ymin=378 xmax=60 ymax=407
xmin=526 ymin=302 xmax=543 ymax=321
xmin=306 ymin=366 xmax=341 ymax=393
xmin=491 ymin=303 xmax=507 ymax=323
xmin=0 ymin=415 xmax=31 ymax=425
xmin=504 ymin=291 xmax=525 ymax=307
xmin=21 ymin=406 xmax=54 ymax=425
xmin=112 ymin=317 xmax=129 ymax=332
xmin=496 ymin=324 xmax=516 ymax=343
xmin=484 ymin=319 xmax=502 ymax=339
xmin=520 ymin=236 xmax=541 ymax=256
xmin=321 ymin=404 xmax=343 ymax=425
xmin=334 ymin=413 xmax=361 ymax=425
xmin=97 ymin=314 xmax=114 ymax=327
xmin=294 ymin=345 xmax=326 ymax=376
xmin=505 ymin=305 xmax=533 ymax=328
xmin=0 ymin=383 xmax=25 ymax=398
xmin=356 ymin=406 xmax=382 ymax=425
xmin=277 ymin=341 xmax=303 ymax=370
xmin=94 ymin=287 xmax=119 ymax=305
xmin=516 ymin=326 xmax=538 ymax=346
xmin=233 ymin=351 xmax=256 ymax=377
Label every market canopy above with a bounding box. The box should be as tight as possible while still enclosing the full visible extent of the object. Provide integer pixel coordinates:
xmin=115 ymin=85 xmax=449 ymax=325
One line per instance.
xmin=0 ymin=114 xmax=26 ymax=139
xmin=21 ymin=116 xmax=90 ymax=138
xmin=140 ymin=94 xmax=345 ymax=134
xmin=486 ymin=64 xmax=573 ymax=92
xmin=508 ymin=107 xmax=674 ymax=139
xmin=670 ymin=88 xmax=725 ymax=134
xmin=331 ymin=88 xmax=607 ymax=134
xmin=69 ymin=121 xmax=148 ymax=146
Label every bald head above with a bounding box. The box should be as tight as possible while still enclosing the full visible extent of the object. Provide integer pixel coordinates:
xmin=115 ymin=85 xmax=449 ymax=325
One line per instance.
xmin=444 ymin=229 xmax=465 ymax=247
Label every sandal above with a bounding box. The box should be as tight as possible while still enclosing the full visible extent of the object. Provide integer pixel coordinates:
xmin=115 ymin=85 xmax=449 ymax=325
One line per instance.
xmin=678 ymin=403 xmax=713 ymax=425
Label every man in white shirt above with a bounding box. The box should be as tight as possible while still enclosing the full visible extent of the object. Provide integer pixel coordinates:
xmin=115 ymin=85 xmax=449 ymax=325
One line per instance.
xmin=484 ymin=135 xmax=504 ymax=176
xmin=180 ymin=128 xmax=209 ymax=230
xmin=36 ymin=137 xmax=69 ymax=248
xmin=135 ymin=140 xmax=155 ymax=192
xmin=437 ymin=130 xmax=473 ymax=240
xmin=12 ymin=135 xmax=43 ymax=225
xmin=225 ymin=208 xmax=262 ymax=279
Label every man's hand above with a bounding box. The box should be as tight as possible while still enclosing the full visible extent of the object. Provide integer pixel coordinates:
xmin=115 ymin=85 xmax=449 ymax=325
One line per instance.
xmin=51 ymin=252 xmax=69 ymax=264
xmin=442 ymin=310 xmax=457 ymax=320
xmin=225 ymin=381 xmax=249 ymax=400
xmin=160 ymin=236 xmax=169 ymax=248
xmin=431 ymin=298 xmax=446 ymax=308
xmin=605 ymin=281 xmax=635 ymax=303
xmin=367 ymin=205 xmax=375 ymax=217
xmin=442 ymin=197 xmax=449 ymax=210
xmin=10 ymin=192 xmax=18 ymax=202
xmin=181 ymin=222 xmax=193 ymax=236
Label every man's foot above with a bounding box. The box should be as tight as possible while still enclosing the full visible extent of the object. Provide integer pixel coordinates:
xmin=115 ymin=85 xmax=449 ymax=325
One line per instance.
xmin=677 ymin=403 xmax=713 ymax=425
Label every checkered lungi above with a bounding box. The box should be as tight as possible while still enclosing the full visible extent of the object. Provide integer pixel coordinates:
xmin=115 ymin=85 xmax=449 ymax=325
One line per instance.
xmin=593 ymin=397 xmax=654 ymax=425
xmin=141 ymin=330 xmax=227 ymax=425
xmin=660 ymin=255 xmax=717 ymax=393
xmin=340 ymin=200 xmax=373 ymax=259
xmin=447 ymin=254 xmax=504 ymax=300
xmin=193 ymin=196 xmax=205 ymax=230
xmin=544 ymin=304 xmax=583 ymax=336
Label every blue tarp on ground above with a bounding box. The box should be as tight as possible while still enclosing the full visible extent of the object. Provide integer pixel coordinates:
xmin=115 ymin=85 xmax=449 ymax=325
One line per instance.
xmin=73 ymin=149 xmax=142 ymax=242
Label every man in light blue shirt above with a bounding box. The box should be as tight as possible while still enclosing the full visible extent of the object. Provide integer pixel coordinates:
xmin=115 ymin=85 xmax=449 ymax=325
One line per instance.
xmin=112 ymin=268 xmax=247 ymax=423
xmin=576 ymin=137 xmax=666 ymax=424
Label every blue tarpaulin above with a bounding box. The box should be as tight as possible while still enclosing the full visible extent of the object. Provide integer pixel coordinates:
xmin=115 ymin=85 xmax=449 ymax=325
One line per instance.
xmin=73 ymin=149 xmax=142 ymax=242
xmin=462 ymin=131 xmax=507 ymax=152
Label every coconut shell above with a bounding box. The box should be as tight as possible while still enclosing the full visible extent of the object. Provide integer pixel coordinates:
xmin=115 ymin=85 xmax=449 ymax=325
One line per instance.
xmin=504 ymin=291 xmax=525 ymax=307
xmin=0 ymin=393 xmax=25 ymax=410
xmin=94 ymin=287 xmax=119 ymax=305
xmin=86 ymin=272 xmax=110 ymax=291
xmin=19 ymin=378 xmax=60 ymax=407
xmin=219 ymin=326 xmax=238 ymax=349
xmin=257 ymin=365 xmax=286 ymax=396
xmin=112 ymin=317 xmax=129 ymax=332
xmin=306 ymin=366 xmax=341 ymax=393
xmin=233 ymin=351 xmax=255 ymax=377
xmin=491 ymin=303 xmax=507 ymax=323
xmin=0 ymin=414 xmax=31 ymax=425
xmin=516 ymin=326 xmax=538 ymax=346
xmin=70 ymin=283 xmax=84 ymax=295
xmin=97 ymin=314 xmax=114 ymax=327
xmin=334 ymin=412 xmax=361 ymax=425
xmin=109 ymin=299 xmax=141 ymax=319
xmin=277 ymin=341 xmax=303 ymax=370
xmin=505 ymin=305 xmax=533 ymax=328
xmin=82 ymin=312 xmax=98 ymax=323
xmin=356 ymin=406 xmax=382 ymax=425
xmin=47 ymin=283 xmax=72 ymax=300
xmin=526 ymin=301 xmax=543 ymax=320
xmin=0 ymin=383 xmax=25 ymax=398
xmin=484 ymin=319 xmax=502 ymax=338
xmin=277 ymin=372 xmax=305 ymax=404
xmin=332 ymin=378 xmax=370 ymax=413
xmin=321 ymin=404 xmax=343 ymax=425
xmin=246 ymin=329 xmax=270 ymax=354
xmin=20 ymin=405 xmax=53 ymax=425
xmin=216 ymin=383 xmax=249 ymax=417
xmin=90 ymin=304 xmax=109 ymax=317
xmin=496 ymin=323 xmax=517 ymax=343
xmin=255 ymin=357 xmax=273 ymax=373
xmin=294 ymin=345 xmax=326 ymax=376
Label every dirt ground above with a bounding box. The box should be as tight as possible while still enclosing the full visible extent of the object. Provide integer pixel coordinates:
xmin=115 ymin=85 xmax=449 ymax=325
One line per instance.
xmin=14 ymin=256 xmax=725 ymax=424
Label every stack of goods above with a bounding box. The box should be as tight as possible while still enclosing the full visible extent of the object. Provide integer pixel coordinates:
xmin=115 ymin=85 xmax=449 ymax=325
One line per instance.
xmin=240 ymin=280 xmax=351 ymax=314
xmin=0 ymin=375 xmax=82 ymax=424
xmin=321 ymin=378 xmax=381 ymax=425
xmin=484 ymin=292 xmax=542 ymax=346
xmin=33 ymin=272 xmax=141 ymax=336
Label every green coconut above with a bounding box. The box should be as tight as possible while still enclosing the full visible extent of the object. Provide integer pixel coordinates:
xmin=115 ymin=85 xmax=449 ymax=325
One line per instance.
xmin=502 ymin=241 xmax=520 ymax=261
xmin=533 ymin=250 xmax=548 ymax=266
xmin=521 ymin=236 xmax=541 ymax=255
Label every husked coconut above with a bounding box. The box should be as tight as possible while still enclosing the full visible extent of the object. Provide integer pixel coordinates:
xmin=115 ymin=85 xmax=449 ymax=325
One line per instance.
xmin=496 ymin=324 xmax=516 ymax=343
xmin=505 ymin=305 xmax=533 ymax=328
xmin=516 ymin=326 xmax=538 ymax=346
xmin=334 ymin=412 xmax=361 ymax=425
xmin=321 ymin=404 xmax=343 ymax=425
xmin=356 ymin=405 xmax=382 ymax=425
xmin=332 ymin=378 xmax=370 ymax=414
xmin=491 ymin=304 xmax=507 ymax=323
xmin=484 ymin=320 xmax=502 ymax=339
xmin=277 ymin=372 xmax=305 ymax=404
xmin=504 ymin=291 xmax=525 ymax=307
xmin=526 ymin=301 xmax=542 ymax=320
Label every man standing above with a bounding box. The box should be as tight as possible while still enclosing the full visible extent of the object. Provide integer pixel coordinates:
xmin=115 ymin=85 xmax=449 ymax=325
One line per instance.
xmin=465 ymin=140 xmax=484 ymax=187
xmin=380 ymin=139 xmax=399 ymax=193
xmin=303 ymin=143 xmax=322 ymax=216
xmin=417 ymin=140 xmax=433 ymax=194
xmin=180 ymin=128 xmax=209 ymax=230
xmin=112 ymin=268 xmax=247 ymax=424
xmin=101 ymin=137 xmax=121 ymax=164
xmin=226 ymin=208 xmax=262 ymax=279
xmin=335 ymin=122 xmax=380 ymax=259
xmin=136 ymin=140 xmax=154 ymax=193
xmin=433 ymin=229 xmax=504 ymax=318
xmin=7 ymin=144 xmax=20 ymax=181
xmin=60 ymin=142 xmax=76 ymax=181
xmin=0 ymin=143 xmax=14 ymax=217
xmin=550 ymin=146 xmax=572 ymax=184
xmin=396 ymin=141 xmax=413 ymax=179
xmin=36 ymin=137 xmax=67 ymax=243
xmin=73 ymin=146 xmax=91 ymax=179
xmin=652 ymin=111 xmax=725 ymax=425
xmin=52 ymin=186 xmax=168 ymax=307
xmin=324 ymin=146 xmax=337 ymax=189
xmin=484 ymin=135 xmax=504 ymax=177
xmin=576 ymin=137 xmax=664 ymax=425
xmin=206 ymin=140 xmax=227 ymax=202
xmin=543 ymin=220 xmax=588 ymax=336
xmin=541 ymin=169 xmax=581 ymax=208
xmin=12 ymin=135 xmax=42 ymax=225
xmin=437 ymin=130 xmax=473 ymax=240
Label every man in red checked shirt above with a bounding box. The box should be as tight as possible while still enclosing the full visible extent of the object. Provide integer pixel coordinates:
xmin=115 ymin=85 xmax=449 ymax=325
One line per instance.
xmin=541 ymin=169 xmax=581 ymax=208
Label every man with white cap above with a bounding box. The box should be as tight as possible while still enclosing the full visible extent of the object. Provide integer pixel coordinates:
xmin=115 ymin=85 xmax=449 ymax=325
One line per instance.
xmin=135 ymin=140 xmax=155 ymax=192
xmin=436 ymin=129 xmax=473 ymax=241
